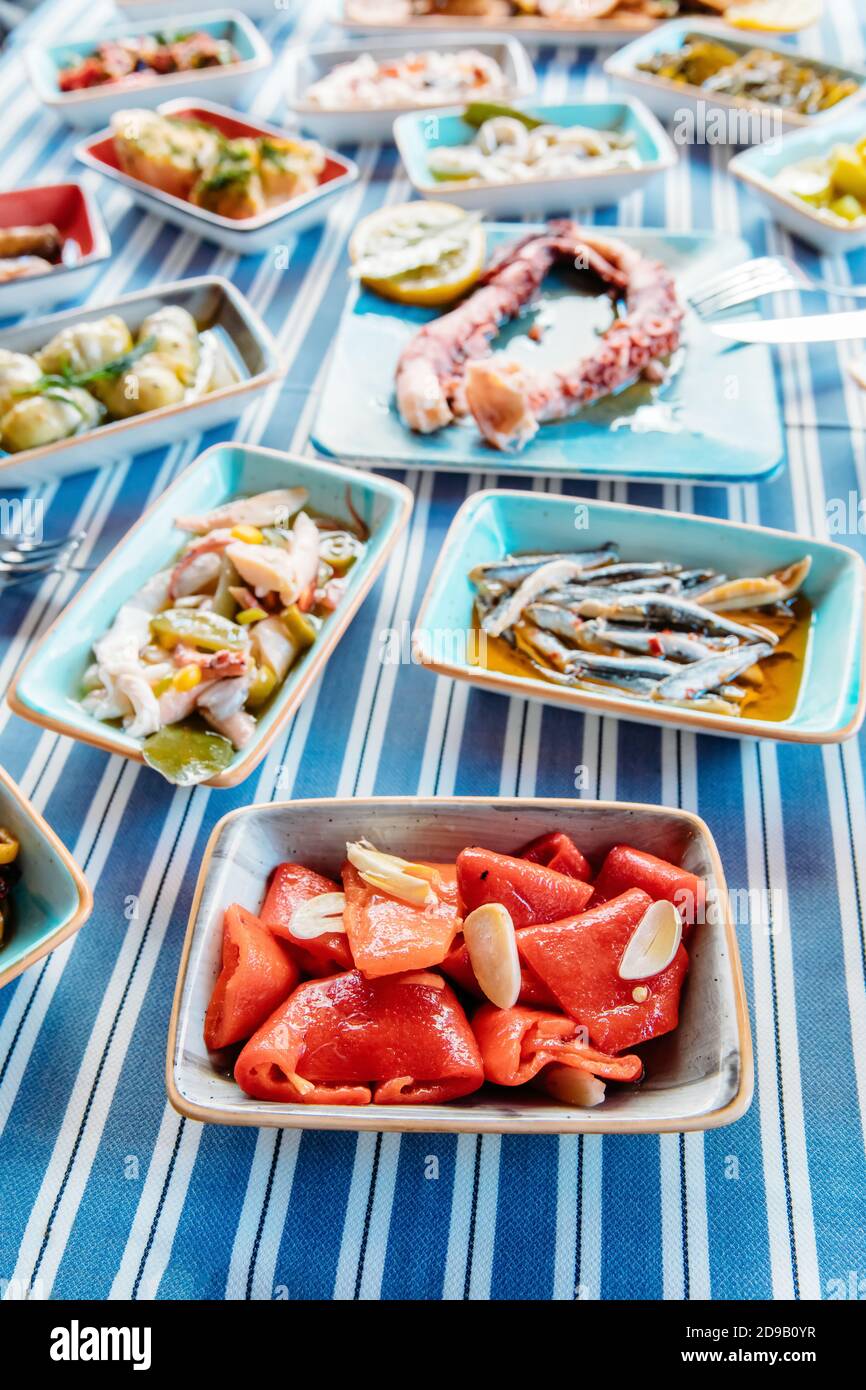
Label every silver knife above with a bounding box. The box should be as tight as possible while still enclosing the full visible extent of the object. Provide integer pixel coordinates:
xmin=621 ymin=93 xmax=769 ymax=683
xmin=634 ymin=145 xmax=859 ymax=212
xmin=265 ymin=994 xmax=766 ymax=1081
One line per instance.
xmin=711 ymin=309 xmax=866 ymax=345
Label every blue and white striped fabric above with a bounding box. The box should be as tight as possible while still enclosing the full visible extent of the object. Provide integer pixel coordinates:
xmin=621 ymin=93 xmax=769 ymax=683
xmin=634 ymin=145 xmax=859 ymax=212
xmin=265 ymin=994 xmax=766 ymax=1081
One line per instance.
xmin=1 ymin=0 xmax=864 ymax=1302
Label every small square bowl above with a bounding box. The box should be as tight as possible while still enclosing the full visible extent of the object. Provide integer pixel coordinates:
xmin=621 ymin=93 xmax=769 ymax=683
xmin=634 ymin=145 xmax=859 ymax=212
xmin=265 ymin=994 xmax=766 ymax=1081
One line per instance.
xmin=730 ymin=111 xmax=866 ymax=255
xmin=76 ymin=98 xmax=359 ymax=254
xmin=0 ymin=182 xmax=111 ymax=318
xmin=166 ymin=796 xmax=752 ymax=1134
xmin=604 ymin=19 xmax=866 ymax=141
xmin=0 ymin=276 xmax=284 ymax=487
xmin=27 ymin=8 xmax=272 ymax=130
xmin=8 ymin=444 xmax=413 ymax=788
xmin=394 ymin=97 xmax=677 ymax=215
xmin=284 ymin=33 xmax=536 ymax=147
xmin=414 ymin=489 xmax=866 ymax=745
xmin=0 ymin=765 xmax=92 ymax=990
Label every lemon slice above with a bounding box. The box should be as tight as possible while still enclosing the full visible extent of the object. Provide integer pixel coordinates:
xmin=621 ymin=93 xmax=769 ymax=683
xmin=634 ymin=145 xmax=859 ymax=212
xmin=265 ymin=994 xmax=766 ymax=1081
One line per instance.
xmin=725 ymin=0 xmax=822 ymax=33
xmin=349 ymin=201 xmax=486 ymax=308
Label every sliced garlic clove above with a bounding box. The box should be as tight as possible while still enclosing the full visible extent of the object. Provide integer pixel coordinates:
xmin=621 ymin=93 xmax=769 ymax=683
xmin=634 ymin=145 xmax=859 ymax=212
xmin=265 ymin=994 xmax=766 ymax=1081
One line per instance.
xmin=539 ymin=1065 xmax=606 ymax=1108
xmin=463 ymin=901 xmax=521 ymax=1010
xmin=617 ymin=899 xmax=682 ymax=981
xmin=346 ymin=840 xmax=436 ymax=906
xmin=290 ymin=891 xmax=347 ymax=939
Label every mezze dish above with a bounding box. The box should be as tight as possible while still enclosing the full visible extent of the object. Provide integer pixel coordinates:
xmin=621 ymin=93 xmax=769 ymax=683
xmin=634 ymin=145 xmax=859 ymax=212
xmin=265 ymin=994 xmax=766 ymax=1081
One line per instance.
xmin=414 ymin=490 xmax=866 ymax=743
xmin=203 ymin=831 xmax=703 ymax=1107
xmin=168 ymin=798 xmax=752 ymax=1133
xmin=56 ymin=27 xmax=238 ymax=91
xmin=305 ymin=45 xmax=510 ymax=109
xmin=635 ymin=32 xmax=856 ymax=116
xmin=343 ymin=0 xmax=816 ymax=38
xmin=9 ymin=445 xmax=412 ymax=787
xmin=0 ymin=764 xmax=92 ymax=991
xmin=388 ymin=214 xmax=684 ymax=452
xmin=80 ymin=485 xmax=368 ymax=786
xmin=470 ymin=543 xmax=811 ymax=719
xmin=0 ymin=278 xmax=281 ymax=483
xmin=422 ymin=100 xmax=642 ymax=185
xmin=109 ymin=107 xmax=326 ymax=219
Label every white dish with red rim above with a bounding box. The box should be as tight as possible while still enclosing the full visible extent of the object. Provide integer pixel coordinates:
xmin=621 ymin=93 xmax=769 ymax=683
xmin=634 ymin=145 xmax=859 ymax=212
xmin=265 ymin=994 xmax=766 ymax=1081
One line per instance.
xmin=75 ymin=98 xmax=359 ymax=253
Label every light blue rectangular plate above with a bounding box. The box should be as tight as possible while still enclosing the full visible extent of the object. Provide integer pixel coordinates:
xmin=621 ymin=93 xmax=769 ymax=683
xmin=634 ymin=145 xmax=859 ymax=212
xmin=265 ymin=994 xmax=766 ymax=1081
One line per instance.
xmin=9 ymin=444 xmax=412 ymax=787
xmin=414 ymin=490 xmax=866 ymax=744
xmin=312 ymin=225 xmax=784 ymax=481
xmin=0 ymin=765 xmax=92 ymax=989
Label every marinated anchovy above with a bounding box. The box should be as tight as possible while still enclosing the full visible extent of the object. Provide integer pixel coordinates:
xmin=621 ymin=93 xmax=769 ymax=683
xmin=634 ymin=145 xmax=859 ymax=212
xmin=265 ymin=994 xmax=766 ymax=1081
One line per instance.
xmin=652 ymin=644 xmax=776 ymax=703
xmin=470 ymin=540 xmax=810 ymax=718
xmin=520 ymin=623 xmax=679 ymax=681
xmin=470 ymin=543 xmax=616 ymax=589
xmin=575 ymin=620 xmax=732 ymax=663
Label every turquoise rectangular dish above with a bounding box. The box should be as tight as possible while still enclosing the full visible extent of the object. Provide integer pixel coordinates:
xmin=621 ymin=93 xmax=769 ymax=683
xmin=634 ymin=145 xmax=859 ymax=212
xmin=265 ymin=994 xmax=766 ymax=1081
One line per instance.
xmin=414 ymin=490 xmax=866 ymax=744
xmin=0 ymin=765 xmax=92 ymax=989
xmin=394 ymin=98 xmax=677 ymax=215
xmin=312 ymin=225 xmax=784 ymax=482
xmin=9 ymin=444 xmax=412 ymax=787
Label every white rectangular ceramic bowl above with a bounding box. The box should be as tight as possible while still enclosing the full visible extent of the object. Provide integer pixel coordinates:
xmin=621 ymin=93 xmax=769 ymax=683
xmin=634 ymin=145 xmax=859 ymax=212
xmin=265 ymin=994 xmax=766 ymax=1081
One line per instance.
xmin=0 ymin=276 xmax=284 ymax=486
xmin=167 ymin=796 xmax=753 ymax=1135
xmin=27 ymin=9 xmax=272 ymax=130
xmin=284 ymin=33 xmax=536 ymax=145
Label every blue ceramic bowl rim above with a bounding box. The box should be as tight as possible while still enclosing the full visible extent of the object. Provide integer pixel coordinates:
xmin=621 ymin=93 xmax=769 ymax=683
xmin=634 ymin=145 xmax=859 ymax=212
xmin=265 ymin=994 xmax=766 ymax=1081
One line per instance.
xmin=8 ymin=444 xmax=414 ymax=787
xmin=27 ymin=8 xmax=270 ymax=105
xmin=414 ymin=487 xmax=866 ymax=744
xmin=394 ymin=95 xmax=677 ymax=194
xmin=0 ymin=764 xmax=92 ymax=989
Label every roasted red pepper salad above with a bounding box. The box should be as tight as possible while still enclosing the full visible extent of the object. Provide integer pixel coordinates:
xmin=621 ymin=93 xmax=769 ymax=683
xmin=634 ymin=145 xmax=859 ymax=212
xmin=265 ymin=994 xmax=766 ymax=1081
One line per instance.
xmin=203 ymin=832 xmax=704 ymax=1108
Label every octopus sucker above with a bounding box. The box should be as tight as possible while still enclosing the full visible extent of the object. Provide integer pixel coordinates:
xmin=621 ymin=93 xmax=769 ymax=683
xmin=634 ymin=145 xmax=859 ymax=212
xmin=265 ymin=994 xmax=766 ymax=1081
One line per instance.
xmin=395 ymin=220 xmax=683 ymax=453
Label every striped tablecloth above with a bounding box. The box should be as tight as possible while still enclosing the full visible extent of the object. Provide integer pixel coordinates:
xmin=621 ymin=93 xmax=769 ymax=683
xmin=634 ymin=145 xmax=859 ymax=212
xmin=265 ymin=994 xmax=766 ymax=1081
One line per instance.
xmin=1 ymin=0 xmax=864 ymax=1303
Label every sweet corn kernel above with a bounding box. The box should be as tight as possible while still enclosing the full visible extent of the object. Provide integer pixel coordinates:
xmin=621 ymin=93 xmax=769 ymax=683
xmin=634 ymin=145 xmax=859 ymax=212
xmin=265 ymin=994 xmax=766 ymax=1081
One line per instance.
xmin=231 ymin=524 xmax=264 ymax=544
xmin=153 ymin=675 xmax=174 ymax=698
xmin=172 ymin=663 xmax=202 ymax=692
xmin=237 ymin=606 xmax=267 ymax=625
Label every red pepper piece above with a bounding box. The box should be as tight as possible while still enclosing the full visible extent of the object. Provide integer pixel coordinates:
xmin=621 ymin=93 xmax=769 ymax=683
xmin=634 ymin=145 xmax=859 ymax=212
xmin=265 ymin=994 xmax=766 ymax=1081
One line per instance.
xmin=518 ymin=830 xmax=592 ymax=882
xmin=473 ymin=1004 xmax=643 ymax=1086
xmin=204 ymin=904 xmax=298 ymax=1051
xmin=341 ymin=861 xmax=460 ymax=978
xmin=456 ymin=846 xmax=593 ymax=928
xmin=441 ymin=935 xmax=558 ymax=1008
xmin=518 ymin=888 xmax=688 ymax=1053
xmin=259 ymin=863 xmax=353 ymax=977
xmin=234 ymin=969 xmax=484 ymax=1105
xmin=591 ymin=844 xmax=705 ymax=925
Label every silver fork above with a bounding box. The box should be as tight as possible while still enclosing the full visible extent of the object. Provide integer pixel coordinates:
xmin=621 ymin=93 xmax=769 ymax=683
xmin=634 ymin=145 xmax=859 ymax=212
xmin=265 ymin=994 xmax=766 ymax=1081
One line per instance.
xmin=0 ymin=531 xmax=89 ymax=588
xmin=689 ymin=255 xmax=866 ymax=318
